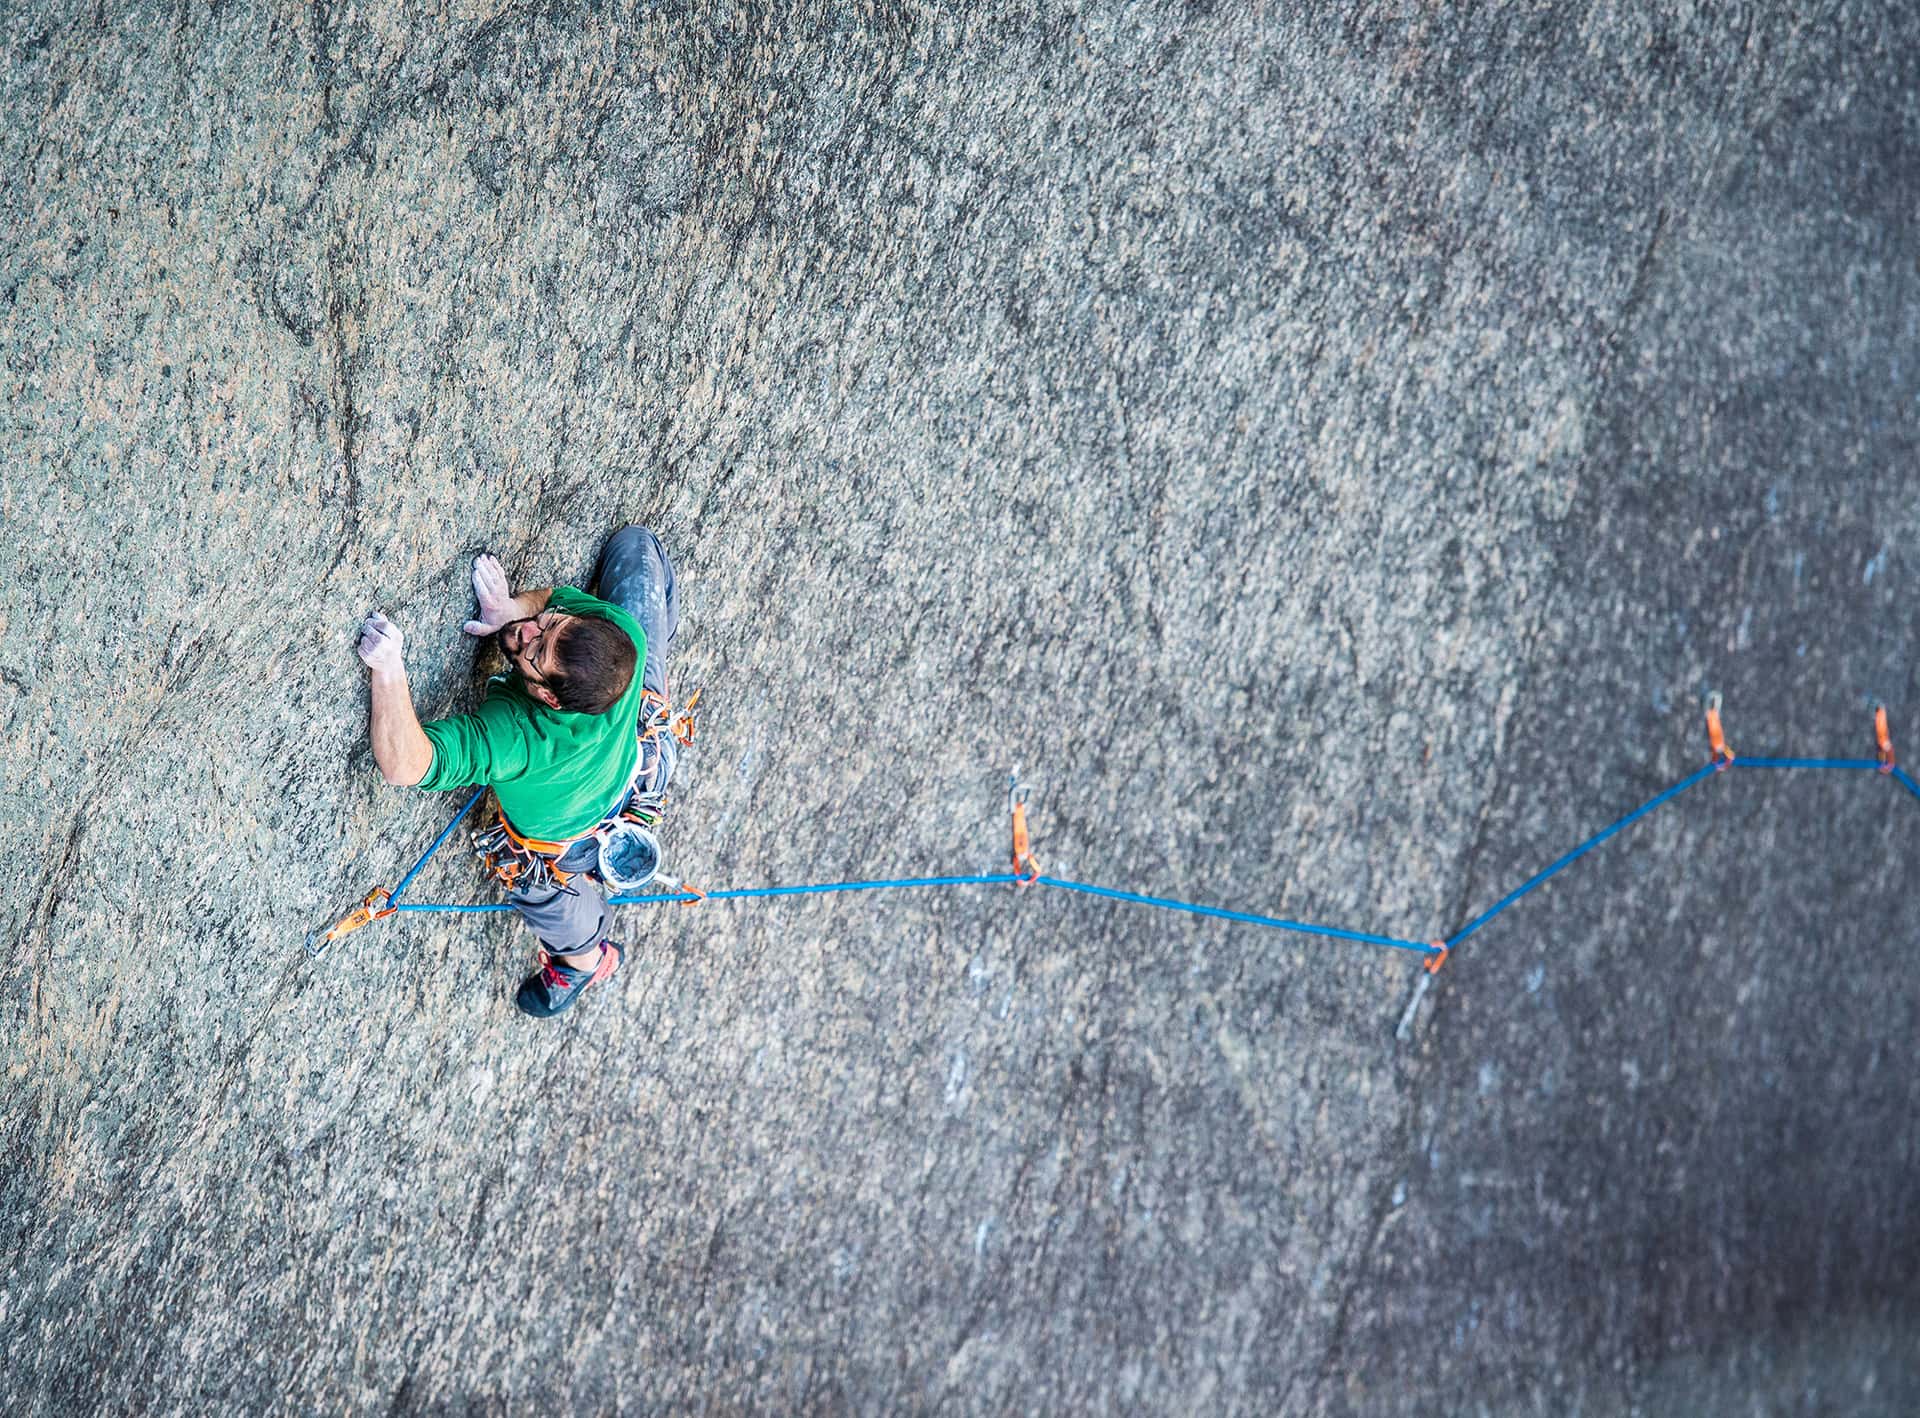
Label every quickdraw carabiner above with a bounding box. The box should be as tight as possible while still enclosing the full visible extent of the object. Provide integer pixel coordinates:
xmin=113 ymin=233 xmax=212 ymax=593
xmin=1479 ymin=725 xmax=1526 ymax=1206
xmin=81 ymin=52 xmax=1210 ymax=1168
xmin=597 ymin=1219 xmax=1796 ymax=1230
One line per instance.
xmin=306 ymin=887 xmax=397 ymax=958
xmin=1008 ymin=771 xmax=1040 ymax=886
xmin=1704 ymin=692 xmax=1734 ymax=769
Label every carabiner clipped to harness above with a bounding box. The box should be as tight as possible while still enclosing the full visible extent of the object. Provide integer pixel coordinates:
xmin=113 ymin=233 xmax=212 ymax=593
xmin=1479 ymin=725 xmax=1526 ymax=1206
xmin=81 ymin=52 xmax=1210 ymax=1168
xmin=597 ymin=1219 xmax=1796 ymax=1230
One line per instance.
xmin=472 ymin=817 xmax=578 ymax=895
xmin=1008 ymin=770 xmax=1041 ymax=886
xmin=642 ymin=686 xmax=700 ymax=750
xmin=669 ymin=686 xmax=701 ymax=747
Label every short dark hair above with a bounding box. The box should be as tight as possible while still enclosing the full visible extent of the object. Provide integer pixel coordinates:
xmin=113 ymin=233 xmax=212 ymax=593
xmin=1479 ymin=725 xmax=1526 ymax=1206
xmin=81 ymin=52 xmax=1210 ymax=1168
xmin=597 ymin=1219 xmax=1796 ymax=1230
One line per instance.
xmin=545 ymin=616 xmax=637 ymax=714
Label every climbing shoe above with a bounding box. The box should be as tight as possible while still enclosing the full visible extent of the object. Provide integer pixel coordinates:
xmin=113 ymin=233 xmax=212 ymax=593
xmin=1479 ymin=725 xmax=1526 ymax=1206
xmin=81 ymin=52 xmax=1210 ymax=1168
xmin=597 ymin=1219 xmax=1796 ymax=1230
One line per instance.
xmin=515 ymin=940 xmax=625 ymax=1019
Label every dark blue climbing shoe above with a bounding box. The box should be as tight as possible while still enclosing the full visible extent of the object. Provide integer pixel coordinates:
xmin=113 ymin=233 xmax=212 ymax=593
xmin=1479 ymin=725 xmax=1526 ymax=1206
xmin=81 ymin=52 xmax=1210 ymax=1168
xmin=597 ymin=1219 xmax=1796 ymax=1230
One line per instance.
xmin=515 ymin=940 xmax=624 ymax=1018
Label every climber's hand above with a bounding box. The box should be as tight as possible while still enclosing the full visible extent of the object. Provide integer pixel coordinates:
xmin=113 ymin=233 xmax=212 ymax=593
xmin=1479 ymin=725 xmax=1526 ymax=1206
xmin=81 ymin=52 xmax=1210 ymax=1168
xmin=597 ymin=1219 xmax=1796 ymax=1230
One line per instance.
xmin=357 ymin=612 xmax=405 ymax=675
xmin=464 ymin=553 xmax=517 ymax=637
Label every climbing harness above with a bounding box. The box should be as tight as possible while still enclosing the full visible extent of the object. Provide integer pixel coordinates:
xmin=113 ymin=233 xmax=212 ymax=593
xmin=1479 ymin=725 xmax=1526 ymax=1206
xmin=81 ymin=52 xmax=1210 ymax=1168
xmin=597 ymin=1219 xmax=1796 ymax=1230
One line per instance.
xmin=469 ymin=683 xmax=702 ymax=894
xmin=471 ymin=812 xmax=584 ymax=895
xmin=313 ymin=698 xmax=1920 ymax=1043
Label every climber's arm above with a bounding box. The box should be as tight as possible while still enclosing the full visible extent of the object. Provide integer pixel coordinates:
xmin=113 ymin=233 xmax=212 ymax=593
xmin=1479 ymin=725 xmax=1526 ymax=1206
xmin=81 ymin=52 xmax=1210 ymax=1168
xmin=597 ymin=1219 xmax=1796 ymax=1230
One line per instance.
xmin=357 ymin=613 xmax=434 ymax=788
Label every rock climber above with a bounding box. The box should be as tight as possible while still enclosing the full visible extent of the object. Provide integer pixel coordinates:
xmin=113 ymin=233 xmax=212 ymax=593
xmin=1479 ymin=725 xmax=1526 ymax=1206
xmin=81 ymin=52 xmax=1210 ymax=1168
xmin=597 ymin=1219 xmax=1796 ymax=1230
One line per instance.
xmin=354 ymin=526 xmax=682 ymax=1018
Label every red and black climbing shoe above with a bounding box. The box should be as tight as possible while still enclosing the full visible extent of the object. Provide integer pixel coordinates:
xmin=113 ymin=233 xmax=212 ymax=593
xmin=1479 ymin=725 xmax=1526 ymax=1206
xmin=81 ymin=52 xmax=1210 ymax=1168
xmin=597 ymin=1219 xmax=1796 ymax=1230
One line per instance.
xmin=514 ymin=940 xmax=625 ymax=1019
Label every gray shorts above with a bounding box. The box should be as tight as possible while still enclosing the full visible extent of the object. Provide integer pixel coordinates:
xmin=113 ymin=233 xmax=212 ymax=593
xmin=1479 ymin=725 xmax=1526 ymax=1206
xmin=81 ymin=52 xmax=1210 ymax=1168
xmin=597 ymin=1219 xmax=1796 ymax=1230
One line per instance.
xmin=508 ymin=526 xmax=680 ymax=956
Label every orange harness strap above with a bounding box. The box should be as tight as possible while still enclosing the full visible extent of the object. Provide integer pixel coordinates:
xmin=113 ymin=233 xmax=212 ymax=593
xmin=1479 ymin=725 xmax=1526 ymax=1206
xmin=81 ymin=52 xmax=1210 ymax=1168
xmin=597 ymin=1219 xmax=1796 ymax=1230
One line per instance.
xmin=476 ymin=805 xmax=596 ymax=890
xmin=497 ymin=816 xmax=582 ymax=887
xmin=498 ymin=815 xmax=588 ymax=859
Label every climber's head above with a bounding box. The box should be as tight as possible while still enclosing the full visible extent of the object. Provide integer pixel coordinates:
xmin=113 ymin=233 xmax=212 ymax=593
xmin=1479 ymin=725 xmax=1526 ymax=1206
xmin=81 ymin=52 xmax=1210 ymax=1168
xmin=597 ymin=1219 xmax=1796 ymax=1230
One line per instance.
xmin=497 ymin=609 xmax=635 ymax=713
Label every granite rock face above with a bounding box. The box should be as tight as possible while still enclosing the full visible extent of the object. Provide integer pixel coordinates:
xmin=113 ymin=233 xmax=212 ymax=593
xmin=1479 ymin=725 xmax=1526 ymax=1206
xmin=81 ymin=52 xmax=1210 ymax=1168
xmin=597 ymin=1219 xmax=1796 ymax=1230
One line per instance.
xmin=3 ymin=2 xmax=1917 ymax=1413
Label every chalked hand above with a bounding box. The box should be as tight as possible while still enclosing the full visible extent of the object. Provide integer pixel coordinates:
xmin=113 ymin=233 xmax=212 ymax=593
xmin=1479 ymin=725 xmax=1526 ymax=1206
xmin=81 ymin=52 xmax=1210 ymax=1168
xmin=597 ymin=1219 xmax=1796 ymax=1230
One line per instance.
xmin=464 ymin=553 xmax=516 ymax=637
xmin=357 ymin=611 xmax=406 ymax=674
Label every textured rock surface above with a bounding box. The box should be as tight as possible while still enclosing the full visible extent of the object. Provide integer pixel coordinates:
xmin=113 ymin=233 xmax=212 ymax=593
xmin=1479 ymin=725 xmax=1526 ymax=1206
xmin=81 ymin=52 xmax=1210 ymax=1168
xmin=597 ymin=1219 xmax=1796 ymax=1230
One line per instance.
xmin=3 ymin=1 xmax=1917 ymax=1413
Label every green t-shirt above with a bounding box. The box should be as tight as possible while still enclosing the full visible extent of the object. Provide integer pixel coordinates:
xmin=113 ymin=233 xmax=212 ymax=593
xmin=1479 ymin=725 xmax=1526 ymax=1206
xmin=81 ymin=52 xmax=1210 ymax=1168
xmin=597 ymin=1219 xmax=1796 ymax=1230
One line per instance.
xmin=417 ymin=586 xmax=646 ymax=840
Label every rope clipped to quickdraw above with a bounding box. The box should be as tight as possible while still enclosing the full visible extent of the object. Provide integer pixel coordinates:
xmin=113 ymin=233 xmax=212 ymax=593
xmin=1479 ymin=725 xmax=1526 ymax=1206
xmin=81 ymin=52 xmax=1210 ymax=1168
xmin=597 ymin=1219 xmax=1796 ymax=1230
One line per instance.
xmin=1394 ymin=940 xmax=1453 ymax=1042
xmin=306 ymin=887 xmax=396 ymax=955
xmin=1705 ymin=691 xmax=1735 ymax=769
xmin=1404 ymin=694 xmax=1743 ymax=1042
xmin=306 ymin=786 xmax=490 ymax=958
xmin=1008 ymin=771 xmax=1040 ymax=886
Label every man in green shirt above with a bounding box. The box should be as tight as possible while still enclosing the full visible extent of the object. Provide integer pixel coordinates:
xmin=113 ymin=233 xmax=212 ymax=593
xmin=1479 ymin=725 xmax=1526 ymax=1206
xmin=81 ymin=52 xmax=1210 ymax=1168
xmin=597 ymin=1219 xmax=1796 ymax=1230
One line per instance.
xmin=356 ymin=526 xmax=682 ymax=1018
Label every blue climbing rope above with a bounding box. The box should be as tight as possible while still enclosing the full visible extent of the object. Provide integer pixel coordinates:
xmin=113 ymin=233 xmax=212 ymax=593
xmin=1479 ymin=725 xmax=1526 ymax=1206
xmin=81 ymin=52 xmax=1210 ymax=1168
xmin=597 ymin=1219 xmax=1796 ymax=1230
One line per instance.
xmin=393 ymin=870 xmax=1436 ymax=954
xmin=345 ymin=717 xmax=1920 ymax=968
xmin=1036 ymin=877 xmax=1435 ymax=956
xmin=612 ymin=874 xmax=1021 ymax=904
xmin=1894 ymin=765 xmax=1920 ymax=804
xmin=1732 ymin=757 xmax=1880 ymax=771
xmin=1443 ymin=752 xmax=1912 ymax=950
xmin=389 ymin=787 xmax=487 ymax=905
xmin=1446 ymin=762 xmax=1722 ymax=949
